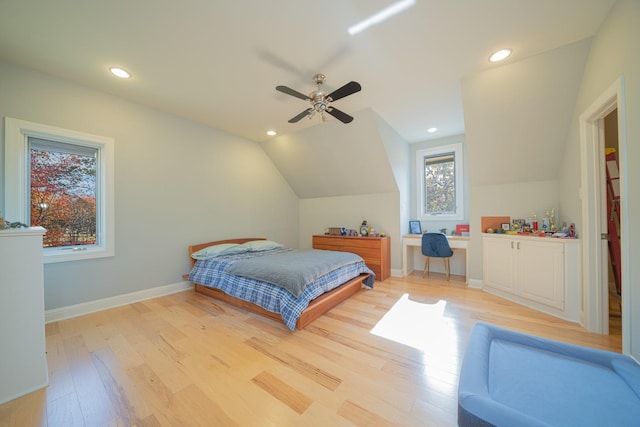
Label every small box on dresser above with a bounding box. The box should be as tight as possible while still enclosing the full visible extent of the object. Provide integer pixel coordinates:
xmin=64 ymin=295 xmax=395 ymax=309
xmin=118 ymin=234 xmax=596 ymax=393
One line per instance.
xmin=312 ymin=234 xmax=390 ymax=281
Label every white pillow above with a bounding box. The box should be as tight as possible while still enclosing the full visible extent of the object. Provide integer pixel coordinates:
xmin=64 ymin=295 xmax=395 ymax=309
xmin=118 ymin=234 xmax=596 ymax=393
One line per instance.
xmin=241 ymin=240 xmax=283 ymax=252
xmin=191 ymin=243 xmax=249 ymax=259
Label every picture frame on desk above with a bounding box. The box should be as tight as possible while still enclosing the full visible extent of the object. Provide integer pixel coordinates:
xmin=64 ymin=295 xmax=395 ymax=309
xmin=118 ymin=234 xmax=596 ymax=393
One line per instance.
xmin=409 ymin=220 xmax=422 ymax=235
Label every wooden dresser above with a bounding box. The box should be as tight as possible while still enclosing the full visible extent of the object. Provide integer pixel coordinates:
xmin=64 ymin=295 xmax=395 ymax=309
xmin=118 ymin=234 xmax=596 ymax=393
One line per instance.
xmin=312 ymin=235 xmax=390 ymax=281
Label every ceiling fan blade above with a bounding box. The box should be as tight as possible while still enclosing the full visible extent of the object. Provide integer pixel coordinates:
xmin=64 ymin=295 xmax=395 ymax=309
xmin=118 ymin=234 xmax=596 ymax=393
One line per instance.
xmin=326 ymin=107 xmax=354 ymax=124
xmin=327 ymin=81 xmax=361 ymax=102
xmin=276 ymin=85 xmax=310 ymax=101
xmin=289 ymin=108 xmax=313 ymax=123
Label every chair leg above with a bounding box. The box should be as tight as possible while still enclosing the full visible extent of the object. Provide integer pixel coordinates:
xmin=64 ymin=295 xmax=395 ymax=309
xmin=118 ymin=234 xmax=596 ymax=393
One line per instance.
xmin=444 ymin=258 xmax=450 ymax=281
xmin=423 ymin=257 xmax=430 ymax=278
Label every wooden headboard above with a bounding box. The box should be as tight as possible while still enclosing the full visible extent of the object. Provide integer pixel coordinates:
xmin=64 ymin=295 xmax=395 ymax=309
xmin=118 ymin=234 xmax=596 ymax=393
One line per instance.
xmin=188 ymin=237 xmax=266 ymax=269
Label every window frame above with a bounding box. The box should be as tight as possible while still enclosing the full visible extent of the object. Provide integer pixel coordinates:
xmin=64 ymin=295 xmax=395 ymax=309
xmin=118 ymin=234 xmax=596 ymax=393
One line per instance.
xmin=416 ymin=142 xmax=464 ymax=221
xmin=4 ymin=117 xmax=115 ymax=263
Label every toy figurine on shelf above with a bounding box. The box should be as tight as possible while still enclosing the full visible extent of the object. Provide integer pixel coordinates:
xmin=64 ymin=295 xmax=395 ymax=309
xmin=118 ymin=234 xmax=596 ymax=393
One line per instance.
xmin=543 ymin=210 xmax=550 ymax=231
xmin=359 ymin=220 xmax=369 ymax=237
xmin=532 ymin=212 xmax=538 ymax=232
xmin=549 ymin=208 xmax=558 ymax=233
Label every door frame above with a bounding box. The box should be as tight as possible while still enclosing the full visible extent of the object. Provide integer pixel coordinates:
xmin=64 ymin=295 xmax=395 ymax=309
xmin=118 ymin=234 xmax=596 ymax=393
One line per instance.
xmin=579 ymin=76 xmax=629 ymax=350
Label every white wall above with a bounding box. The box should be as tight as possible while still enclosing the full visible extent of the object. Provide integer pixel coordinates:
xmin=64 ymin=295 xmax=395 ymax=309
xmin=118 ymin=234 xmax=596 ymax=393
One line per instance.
xmin=262 ymin=108 xmax=406 ymax=272
xmin=373 ymin=110 xmax=411 ymax=268
xmin=558 ymin=0 xmax=640 ymax=358
xmin=461 ymin=40 xmax=591 ymax=284
xmin=0 ymin=59 xmax=299 ymax=310
xmin=299 ymin=192 xmax=401 ymax=270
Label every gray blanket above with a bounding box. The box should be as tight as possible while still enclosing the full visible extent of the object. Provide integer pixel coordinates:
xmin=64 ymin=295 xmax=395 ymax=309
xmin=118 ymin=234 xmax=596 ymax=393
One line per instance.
xmin=224 ymin=249 xmax=364 ymax=297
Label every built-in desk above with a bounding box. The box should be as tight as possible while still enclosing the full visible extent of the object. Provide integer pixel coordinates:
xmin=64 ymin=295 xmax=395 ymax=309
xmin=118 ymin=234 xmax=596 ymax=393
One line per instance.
xmin=402 ymin=234 xmax=469 ymax=283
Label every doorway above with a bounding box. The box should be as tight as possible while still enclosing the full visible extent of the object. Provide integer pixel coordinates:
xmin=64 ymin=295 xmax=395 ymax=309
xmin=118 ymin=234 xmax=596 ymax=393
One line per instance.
xmin=604 ymin=109 xmax=622 ymax=336
xmin=580 ymin=76 xmax=629 ymax=352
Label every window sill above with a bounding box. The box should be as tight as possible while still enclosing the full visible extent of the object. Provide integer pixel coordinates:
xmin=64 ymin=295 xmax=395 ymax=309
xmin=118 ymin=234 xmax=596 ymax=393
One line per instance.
xmin=44 ymin=247 xmax=114 ymax=264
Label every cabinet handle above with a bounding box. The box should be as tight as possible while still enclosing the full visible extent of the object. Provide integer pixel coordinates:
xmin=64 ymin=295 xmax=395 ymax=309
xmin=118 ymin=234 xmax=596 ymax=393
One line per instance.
xmin=517 ymin=242 xmax=520 ymax=250
xmin=511 ymin=241 xmax=514 ymax=249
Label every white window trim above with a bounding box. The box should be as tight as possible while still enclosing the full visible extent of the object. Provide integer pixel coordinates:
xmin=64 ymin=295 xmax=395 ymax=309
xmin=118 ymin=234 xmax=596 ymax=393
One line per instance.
xmin=4 ymin=117 xmax=115 ymax=263
xmin=416 ymin=142 xmax=464 ymax=221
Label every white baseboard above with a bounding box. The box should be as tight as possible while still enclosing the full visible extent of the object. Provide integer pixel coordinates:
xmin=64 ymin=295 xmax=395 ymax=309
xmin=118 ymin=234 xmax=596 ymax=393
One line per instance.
xmin=45 ymin=281 xmax=193 ymax=323
xmin=467 ymin=278 xmax=483 ymax=289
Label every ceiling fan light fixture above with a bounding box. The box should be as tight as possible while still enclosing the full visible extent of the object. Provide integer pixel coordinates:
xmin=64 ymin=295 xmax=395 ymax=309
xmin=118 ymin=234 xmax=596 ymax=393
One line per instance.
xmin=109 ymin=67 xmax=131 ymax=79
xmin=276 ymin=73 xmax=361 ymax=124
xmin=489 ymin=49 xmax=512 ymax=63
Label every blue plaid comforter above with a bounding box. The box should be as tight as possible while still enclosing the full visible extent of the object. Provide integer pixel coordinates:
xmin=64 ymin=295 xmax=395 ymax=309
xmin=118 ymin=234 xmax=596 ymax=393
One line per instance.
xmin=188 ymin=248 xmax=374 ymax=330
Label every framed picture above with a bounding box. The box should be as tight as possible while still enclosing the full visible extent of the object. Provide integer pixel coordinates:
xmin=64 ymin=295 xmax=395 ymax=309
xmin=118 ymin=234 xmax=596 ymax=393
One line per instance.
xmin=409 ymin=220 xmax=422 ymax=234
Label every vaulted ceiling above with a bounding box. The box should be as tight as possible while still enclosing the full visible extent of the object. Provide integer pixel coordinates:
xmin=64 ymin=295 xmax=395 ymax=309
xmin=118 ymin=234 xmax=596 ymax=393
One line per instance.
xmin=0 ymin=0 xmax=615 ymax=143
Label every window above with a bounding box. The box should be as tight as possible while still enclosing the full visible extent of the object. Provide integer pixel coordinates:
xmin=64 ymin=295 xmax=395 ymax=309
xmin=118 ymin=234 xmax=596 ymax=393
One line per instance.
xmin=416 ymin=143 xmax=464 ymax=220
xmin=4 ymin=117 xmax=114 ymax=263
xmin=29 ymin=138 xmax=98 ymax=248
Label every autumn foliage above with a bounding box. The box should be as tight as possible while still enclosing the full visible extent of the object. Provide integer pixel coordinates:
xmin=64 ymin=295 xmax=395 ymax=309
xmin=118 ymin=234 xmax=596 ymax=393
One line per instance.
xmin=30 ymin=149 xmax=97 ymax=247
xmin=424 ymin=157 xmax=456 ymax=214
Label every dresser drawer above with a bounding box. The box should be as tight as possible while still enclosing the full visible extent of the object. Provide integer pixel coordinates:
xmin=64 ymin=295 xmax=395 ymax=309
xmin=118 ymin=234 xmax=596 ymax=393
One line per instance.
xmin=312 ymin=235 xmax=390 ymax=281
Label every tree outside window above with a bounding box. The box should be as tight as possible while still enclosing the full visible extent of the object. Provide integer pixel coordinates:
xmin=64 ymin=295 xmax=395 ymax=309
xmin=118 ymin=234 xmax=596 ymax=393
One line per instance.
xmin=29 ymin=140 xmax=97 ymax=248
xmin=416 ymin=143 xmax=464 ymax=220
xmin=423 ymin=153 xmax=456 ymax=215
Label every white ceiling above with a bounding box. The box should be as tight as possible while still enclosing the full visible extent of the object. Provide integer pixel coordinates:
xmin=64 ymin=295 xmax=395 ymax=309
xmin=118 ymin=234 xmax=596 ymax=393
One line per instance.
xmin=0 ymin=0 xmax=615 ymax=143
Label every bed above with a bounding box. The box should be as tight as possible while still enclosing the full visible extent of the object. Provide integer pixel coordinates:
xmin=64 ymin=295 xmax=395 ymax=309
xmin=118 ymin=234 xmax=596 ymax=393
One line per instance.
xmin=458 ymin=322 xmax=640 ymax=427
xmin=187 ymin=238 xmax=374 ymax=330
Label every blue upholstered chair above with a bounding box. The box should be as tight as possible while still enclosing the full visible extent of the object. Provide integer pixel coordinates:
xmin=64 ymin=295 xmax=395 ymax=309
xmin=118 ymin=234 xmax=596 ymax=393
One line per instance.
xmin=421 ymin=232 xmax=454 ymax=280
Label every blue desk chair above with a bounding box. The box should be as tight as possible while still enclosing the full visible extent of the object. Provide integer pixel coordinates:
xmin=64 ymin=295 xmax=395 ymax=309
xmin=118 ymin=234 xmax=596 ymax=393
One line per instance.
xmin=421 ymin=232 xmax=454 ymax=280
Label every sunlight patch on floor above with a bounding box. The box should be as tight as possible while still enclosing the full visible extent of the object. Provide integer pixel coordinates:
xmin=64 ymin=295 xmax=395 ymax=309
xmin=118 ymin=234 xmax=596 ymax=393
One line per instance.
xmin=370 ymin=293 xmax=459 ymax=389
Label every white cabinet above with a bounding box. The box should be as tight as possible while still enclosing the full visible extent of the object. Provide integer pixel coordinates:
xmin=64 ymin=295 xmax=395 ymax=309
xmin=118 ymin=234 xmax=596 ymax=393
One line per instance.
xmin=483 ymin=236 xmax=518 ymax=293
xmin=0 ymin=227 xmax=48 ymax=404
xmin=517 ymin=240 xmax=564 ymax=309
xmin=483 ymin=233 xmax=581 ymax=322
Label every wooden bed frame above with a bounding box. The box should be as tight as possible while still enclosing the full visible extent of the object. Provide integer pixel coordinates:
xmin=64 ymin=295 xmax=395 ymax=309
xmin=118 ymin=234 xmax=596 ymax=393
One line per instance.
xmin=187 ymin=238 xmax=371 ymax=329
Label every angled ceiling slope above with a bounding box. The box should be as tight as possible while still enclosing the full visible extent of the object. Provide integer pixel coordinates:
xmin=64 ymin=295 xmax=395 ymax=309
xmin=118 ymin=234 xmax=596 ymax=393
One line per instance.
xmin=462 ymin=39 xmax=593 ymax=186
xmin=260 ymin=109 xmax=399 ymax=199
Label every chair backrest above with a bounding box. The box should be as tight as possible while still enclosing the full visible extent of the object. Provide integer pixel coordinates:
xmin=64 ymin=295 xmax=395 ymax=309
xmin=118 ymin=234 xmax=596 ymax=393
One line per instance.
xmin=421 ymin=232 xmax=454 ymax=257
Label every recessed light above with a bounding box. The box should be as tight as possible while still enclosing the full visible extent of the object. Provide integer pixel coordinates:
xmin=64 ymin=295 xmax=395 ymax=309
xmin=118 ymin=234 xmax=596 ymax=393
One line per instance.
xmin=109 ymin=67 xmax=131 ymax=79
xmin=427 ymin=127 xmax=438 ymax=133
xmin=489 ymin=49 xmax=512 ymax=63
xmin=266 ymin=130 xmax=277 ymax=136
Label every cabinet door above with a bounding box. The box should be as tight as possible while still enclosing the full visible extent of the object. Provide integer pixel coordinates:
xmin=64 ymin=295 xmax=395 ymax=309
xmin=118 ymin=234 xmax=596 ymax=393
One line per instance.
xmin=483 ymin=236 xmax=517 ymax=292
xmin=517 ymin=240 xmax=564 ymax=309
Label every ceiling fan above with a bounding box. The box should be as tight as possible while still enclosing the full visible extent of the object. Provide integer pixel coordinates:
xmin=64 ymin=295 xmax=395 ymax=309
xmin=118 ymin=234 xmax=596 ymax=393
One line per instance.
xmin=276 ymin=74 xmax=361 ymax=124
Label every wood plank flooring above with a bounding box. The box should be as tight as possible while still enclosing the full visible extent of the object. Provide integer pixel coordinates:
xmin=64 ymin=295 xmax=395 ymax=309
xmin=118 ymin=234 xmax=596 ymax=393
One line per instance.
xmin=1 ymin=273 xmax=622 ymax=426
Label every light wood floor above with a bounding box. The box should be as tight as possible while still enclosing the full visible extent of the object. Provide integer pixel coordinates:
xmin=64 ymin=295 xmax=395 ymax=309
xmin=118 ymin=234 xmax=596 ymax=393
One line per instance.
xmin=1 ymin=273 xmax=622 ymax=427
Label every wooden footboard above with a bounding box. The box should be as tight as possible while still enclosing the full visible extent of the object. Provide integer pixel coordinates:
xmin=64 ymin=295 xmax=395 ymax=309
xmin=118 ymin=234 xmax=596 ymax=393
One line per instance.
xmin=194 ymin=273 xmax=369 ymax=329
xmin=187 ymin=238 xmax=369 ymax=329
xmin=294 ymin=273 xmax=368 ymax=328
